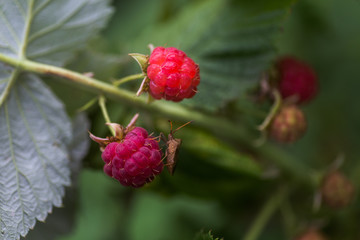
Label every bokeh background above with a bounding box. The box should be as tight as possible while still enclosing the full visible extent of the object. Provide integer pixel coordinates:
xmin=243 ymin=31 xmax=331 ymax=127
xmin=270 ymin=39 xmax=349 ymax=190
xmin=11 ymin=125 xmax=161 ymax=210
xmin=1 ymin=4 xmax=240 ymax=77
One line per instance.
xmin=24 ymin=0 xmax=360 ymax=239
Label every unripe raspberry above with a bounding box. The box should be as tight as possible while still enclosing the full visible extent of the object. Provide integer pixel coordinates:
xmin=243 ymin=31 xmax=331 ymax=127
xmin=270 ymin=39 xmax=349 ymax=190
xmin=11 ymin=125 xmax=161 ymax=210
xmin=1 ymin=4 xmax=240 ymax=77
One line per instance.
xmin=270 ymin=105 xmax=307 ymax=143
xmin=90 ymin=115 xmax=163 ymax=188
xmin=321 ymin=171 xmax=354 ymax=208
xmin=276 ymin=56 xmax=318 ymax=104
xmin=294 ymin=230 xmax=327 ymax=240
xmin=147 ymin=47 xmax=200 ymax=102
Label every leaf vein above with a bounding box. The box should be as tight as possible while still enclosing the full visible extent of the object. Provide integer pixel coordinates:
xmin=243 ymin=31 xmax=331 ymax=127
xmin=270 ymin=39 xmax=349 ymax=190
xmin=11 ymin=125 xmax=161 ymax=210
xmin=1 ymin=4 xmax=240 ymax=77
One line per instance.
xmin=0 ymin=35 xmax=17 ymax=54
xmin=14 ymin=88 xmax=49 ymax=208
xmin=27 ymin=1 xmax=87 ymax=44
xmin=32 ymin=0 xmax=52 ymax=17
xmin=4 ymin=102 xmax=26 ymax=233
xmin=0 ymin=69 xmax=20 ymax=108
xmin=28 ymin=42 xmax=77 ymax=59
xmin=20 ymin=82 xmax=69 ymax=181
xmin=0 ymin=10 xmax=20 ymax=46
xmin=13 ymin=0 xmax=27 ymax=19
xmin=63 ymin=10 xmax=111 ymax=29
xmin=0 ymin=78 xmax=10 ymax=85
xmin=19 ymin=0 xmax=35 ymax=59
xmin=21 ymin=81 xmax=63 ymax=140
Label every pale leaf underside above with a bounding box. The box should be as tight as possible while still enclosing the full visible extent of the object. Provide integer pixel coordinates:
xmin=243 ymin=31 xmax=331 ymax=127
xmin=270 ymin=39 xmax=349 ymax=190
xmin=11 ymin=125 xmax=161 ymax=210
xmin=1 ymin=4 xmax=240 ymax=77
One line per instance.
xmin=0 ymin=0 xmax=112 ymax=239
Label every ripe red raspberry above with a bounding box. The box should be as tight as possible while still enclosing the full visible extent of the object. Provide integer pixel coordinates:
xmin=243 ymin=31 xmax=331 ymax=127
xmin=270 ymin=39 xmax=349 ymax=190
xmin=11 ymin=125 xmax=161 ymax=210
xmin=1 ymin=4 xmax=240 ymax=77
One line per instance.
xmin=270 ymin=105 xmax=307 ymax=143
xmin=146 ymin=46 xmax=200 ymax=102
xmin=90 ymin=115 xmax=163 ymax=188
xmin=276 ymin=56 xmax=318 ymax=104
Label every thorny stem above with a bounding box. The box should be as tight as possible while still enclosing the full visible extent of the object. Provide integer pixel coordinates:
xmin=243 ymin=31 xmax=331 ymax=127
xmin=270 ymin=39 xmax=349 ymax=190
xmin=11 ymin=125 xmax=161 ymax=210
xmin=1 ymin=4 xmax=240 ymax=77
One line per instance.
xmin=112 ymin=73 xmax=145 ymax=86
xmin=0 ymin=53 xmax=317 ymax=187
xmin=98 ymin=95 xmax=115 ymax=136
xmin=243 ymin=188 xmax=288 ymax=240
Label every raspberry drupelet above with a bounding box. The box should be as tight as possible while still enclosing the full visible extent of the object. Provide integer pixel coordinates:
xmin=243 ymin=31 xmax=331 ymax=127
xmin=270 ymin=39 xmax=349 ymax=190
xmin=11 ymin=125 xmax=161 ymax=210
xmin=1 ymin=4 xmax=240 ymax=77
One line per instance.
xmin=146 ymin=47 xmax=200 ymax=102
xmin=89 ymin=114 xmax=163 ymax=188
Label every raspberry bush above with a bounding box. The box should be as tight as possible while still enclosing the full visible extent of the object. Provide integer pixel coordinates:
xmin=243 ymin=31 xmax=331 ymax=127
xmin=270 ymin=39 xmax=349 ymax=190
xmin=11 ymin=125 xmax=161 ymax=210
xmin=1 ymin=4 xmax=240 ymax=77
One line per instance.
xmin=0 ymin=0 xmax=358 ymax=240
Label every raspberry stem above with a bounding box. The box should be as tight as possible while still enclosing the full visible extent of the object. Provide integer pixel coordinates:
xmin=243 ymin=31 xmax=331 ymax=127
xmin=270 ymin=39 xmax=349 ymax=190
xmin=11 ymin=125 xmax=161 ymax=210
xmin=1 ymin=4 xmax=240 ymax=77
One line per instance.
xmin=257 ymin=89 xmax=282 ymax=131
xmin=112 ymin=73 xmax=145 ymax=86
xmin=0 ymin=53 xmax=317 ymax=187
xmin=98 ymin=95 xmax=115 ymax=136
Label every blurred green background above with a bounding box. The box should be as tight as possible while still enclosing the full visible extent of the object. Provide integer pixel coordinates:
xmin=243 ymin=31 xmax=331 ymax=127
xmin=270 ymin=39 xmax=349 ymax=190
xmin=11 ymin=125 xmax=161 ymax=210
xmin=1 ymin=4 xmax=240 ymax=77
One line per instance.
xmin=25 ymin=0 xmax=360 ymax=239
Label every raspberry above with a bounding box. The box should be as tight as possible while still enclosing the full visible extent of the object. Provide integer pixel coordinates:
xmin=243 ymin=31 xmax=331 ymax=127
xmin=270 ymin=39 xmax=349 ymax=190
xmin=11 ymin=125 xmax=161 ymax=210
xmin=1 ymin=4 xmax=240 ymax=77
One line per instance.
xmin=90 ymin=114 xmax=163 ymax=188
xmin=321 ymin=171 xmax=354 ymax=208
xmin=276 ymin=56 xmax=318 ymax=104
xmin=147 ymin=47 xmax=200 ymax=102
xmin=294 ymin=230 xmax=327 ymax=240
xmin=270 ymin=105 xmax=307 ymax=143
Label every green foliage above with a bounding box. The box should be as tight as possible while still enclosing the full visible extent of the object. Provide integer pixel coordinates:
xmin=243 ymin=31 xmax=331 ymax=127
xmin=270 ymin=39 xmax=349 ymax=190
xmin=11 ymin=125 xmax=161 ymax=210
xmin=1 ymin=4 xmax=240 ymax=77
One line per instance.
xmin=127 ymin=0 xmax=294 ymax=111
xmin=25 ymin=113 xmax=90 ymax=240
xmin=0 ymin=0 xmax=359 ymax=239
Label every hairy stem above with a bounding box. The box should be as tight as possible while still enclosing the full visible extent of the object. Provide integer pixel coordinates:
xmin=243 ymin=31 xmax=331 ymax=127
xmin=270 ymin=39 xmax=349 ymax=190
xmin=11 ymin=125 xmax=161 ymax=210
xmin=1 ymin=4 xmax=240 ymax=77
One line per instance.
xmin=0 ymin=53 xmax=316 ymax=187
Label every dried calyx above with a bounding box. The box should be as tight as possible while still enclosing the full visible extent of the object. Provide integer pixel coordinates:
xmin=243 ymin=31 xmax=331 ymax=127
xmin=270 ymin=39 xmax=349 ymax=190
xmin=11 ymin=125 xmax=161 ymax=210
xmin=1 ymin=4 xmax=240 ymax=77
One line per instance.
xmin=89 ymin=113 xmax=139 ymax=151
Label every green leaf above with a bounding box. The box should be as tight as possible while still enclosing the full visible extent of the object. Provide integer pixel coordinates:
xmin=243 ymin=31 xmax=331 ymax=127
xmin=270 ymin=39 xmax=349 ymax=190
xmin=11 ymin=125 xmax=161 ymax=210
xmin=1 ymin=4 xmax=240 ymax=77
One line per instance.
xmin=0 ymin=74 xmax=72 ymax=239
xmin=0 ymin=0 xmax=112 ymax=238
xmin=194 ymin=230 xmax=223 ymax=240
xmin=68 ymin=113 xmax=90 ymax=169
xmin=0 ymin=0 xmax=113 ymax=66
xmin=130 ymin=0 xmax=294 ymax=111
xmin=25 ymin=113 xmax=90 ymax=240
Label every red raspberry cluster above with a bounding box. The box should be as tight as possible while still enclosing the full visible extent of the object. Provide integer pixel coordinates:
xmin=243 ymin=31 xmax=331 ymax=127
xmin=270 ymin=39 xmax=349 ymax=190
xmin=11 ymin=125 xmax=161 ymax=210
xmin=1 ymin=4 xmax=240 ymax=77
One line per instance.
xmin=89 ymin=115 xmax=164 ymax=188
xmin=147 ymin=47 xmax=200 ymax=102
xmin=101 ymin=127 xmax=163 ymax=188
